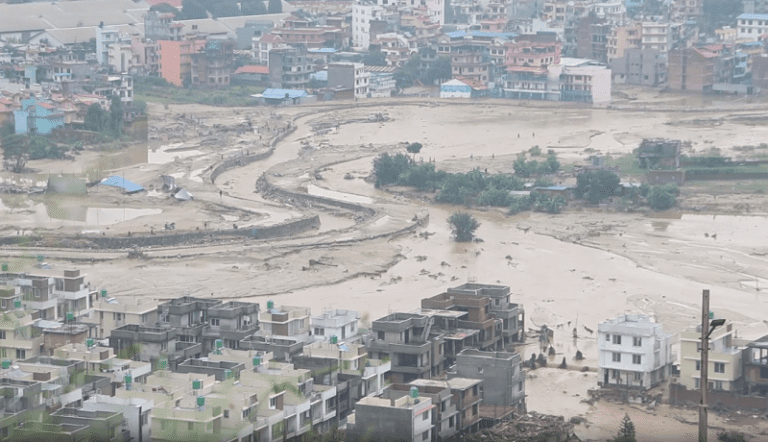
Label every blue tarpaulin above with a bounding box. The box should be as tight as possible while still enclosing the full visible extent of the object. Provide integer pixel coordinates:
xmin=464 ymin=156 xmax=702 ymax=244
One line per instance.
xmin=100 ymin=176 xmax=144 ymax=193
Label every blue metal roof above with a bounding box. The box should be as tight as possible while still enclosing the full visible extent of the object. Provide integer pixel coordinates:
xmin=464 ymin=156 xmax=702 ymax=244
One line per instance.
xmin=262 ymin=89 xmax=308 ymax=100
xmin=535 ymin=186 xmax=569 ymax=191
xmin=101 ymin=176 xmax=144 ymax=193
xmin=307 ymin=48 xmax=337 ymax=53
xmin=445 ymin=30 xmax=517 ymax=40
xmin=737 ymin=13 xmax=768 ymax=20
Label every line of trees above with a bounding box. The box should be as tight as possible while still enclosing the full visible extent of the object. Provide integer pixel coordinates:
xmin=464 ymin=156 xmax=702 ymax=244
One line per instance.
xmin=1 ymin=124 xmax=68 ymax=173
xmin=84 ymin=95 xmax=124 ymax=138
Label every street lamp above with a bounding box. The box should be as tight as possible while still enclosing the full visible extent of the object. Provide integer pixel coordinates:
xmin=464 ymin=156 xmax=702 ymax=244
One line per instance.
xmin=699 ymin=290 xmax=725 ymax=442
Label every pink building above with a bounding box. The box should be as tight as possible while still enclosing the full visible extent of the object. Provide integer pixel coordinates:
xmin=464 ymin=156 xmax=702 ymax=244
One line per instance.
xmin=159 ymin=39 xmax=206 ymax=86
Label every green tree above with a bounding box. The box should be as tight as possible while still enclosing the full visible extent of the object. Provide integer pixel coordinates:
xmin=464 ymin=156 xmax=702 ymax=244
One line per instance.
xmin=576 ymin=170 xmax=620 ymax=204
xmin=268 ymin=0 xmax=282 ymax=13
xmin=150 ymin=2 xmax=184 ymax=19
xmin=406 ymin=142 xmax=422 ymax=154
xmin=608 ymin=414 xmax=637 ymax=442
xmin=1 ymin=133 xmax=29 ymax=173
xmin=508 ymin=196 xmax=531 ymax=215
xmin=423 ymin=56 xmax=452 ymax=85
xmin=209 ymin=0 xmax=241 ymax=17
xmin=372 ymin=153 xmax=412 ymax=187
xmin=362 ymin=51 xmax=387 ymax=66
xmin=545 ymin=151 xmax=560 ymax=173
xmin=182 ymin=0 xmax=208 ymax=19
xmin=513 ymin=153 xmax=532 ymax=177
xmin=648 ymin=185 xmax=677 ymax=210
xmin=394 ymin=56 xmax=420 ymax=91
xmin=84 ymin=103 xmax=107 ymax=133
xmin=448 ymin=212 xmax=480 ymax=242
xmin=436 ymin=174 xmax=473 ymax=205
xmin=241 ymin=0 xmax=267 ymax=14
xmin=529 ymin=145 xmax=542 ymax=156
xmin=108 ymin=95 xmax=124 ymax=138
xmin=478 ymin=186 xmax=510 ymax=207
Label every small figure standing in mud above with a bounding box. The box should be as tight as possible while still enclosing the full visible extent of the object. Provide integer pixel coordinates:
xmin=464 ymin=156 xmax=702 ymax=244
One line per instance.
xmin=470 ymin=154 xmax=473 ymax=160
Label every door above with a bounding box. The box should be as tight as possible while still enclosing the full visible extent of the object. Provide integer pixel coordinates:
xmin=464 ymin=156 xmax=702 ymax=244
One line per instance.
xmin=604 ymin=371 xmax=609 ymax=385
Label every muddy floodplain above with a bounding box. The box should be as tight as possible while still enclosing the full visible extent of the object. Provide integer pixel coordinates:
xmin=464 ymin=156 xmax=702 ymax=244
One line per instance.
xmin=2 ymin=99 xmax=768 ymax=439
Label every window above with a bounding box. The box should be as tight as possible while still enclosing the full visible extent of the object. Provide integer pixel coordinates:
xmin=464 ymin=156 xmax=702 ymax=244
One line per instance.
xmin=633 ymin=337 xmax=642 ymax=347
xmin=224 ymin=410 xmax=229 ymax=418
xmin=34 ymin=289 xmax=40 ymax=298
xmin=612 ymin=352 xmax=621 ymax=362
xmin=161 ymin=341 xmax=167 ymax=351
xmin=270 ymin=397 xmax=277 ymax=408
xmin=422 ymin=431 xmax=429 ymax=441
xmin=160 ymin=421 xmax=168 ymax=431
xmin=113 ymin=313 xmax=122 ymax=321
xmin=472 ymin=403 xmax=478 ymax=415
xmin=449 ymin=416 xmax=454 ymax=427
xmin=314 ymin=328 xmax=324 ymax=336
xmin=605 ymin=333 xmax=610 ymax=341
xmin=0 ymin=300 xmax=4 ymax=309
xmin=612 ymin=335 xmax=621 ymax=345
xmin=210 ymin=318 xmax=220 ymax=327
xmin=714 ymin=362 xmax=725 ymax=373
xmin=634 ymin=372 xmax=642 ymax=381
xmin=242 ymin=408 xmax=251 ymax=419
xmin=518 ymin=381 xmax=523 ymax=392
xmin=377 ymin=331 xmax=385 ymax=340
xmin=0 ymin=331 xmax=5 ymax=339
xmin=695 ymin=360 xmax=701 ymax=371
xmin=15 ymin=349 xmax=24 ymax=359
xmin=188 ymin=422 xmax=194 ymax=431
xmin=632 ymin=354 xmax=641 ymax=365
xmin=422 ymin=410 xmax=429 ymax=420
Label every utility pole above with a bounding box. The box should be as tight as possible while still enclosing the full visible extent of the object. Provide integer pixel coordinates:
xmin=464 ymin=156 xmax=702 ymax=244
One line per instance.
xmin=699 ymin=289 xmax=709 ymax=442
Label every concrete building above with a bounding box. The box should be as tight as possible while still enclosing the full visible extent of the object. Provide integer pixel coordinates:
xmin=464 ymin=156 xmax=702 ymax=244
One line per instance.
xmin=366 ymin=313 xmax=445 ymax=383
xmin=737 ymin=13 xmax=768 ymax=40
xmin=679 ymin=322 xmax=748 ymax=392
xmin=409 ymin=378 xmax=482 ymax=433
xmin=176 ymin=359 xmax=246 ymax=382
xmin=84 ymin=296 xmax=158 ymax=339
xmin=144 ymin=10 xmax=184 ymax=42
xmin=0 ymin=309 xmax=42 ymax=362
xmin=13 ymin=98 xmax=65 ymax=135
xmin=607 ymin=24 xmax=641 ymax=64
xmin=447 ymin=283 xmax=525 ymax=347
xmin=109 ymin=324 xmax=203 ymax=370
xmin=347 ymin=393 xmax=434 ymax=442
xmin=611 ymin=48 xmax=666 ymax=86
xmin=440 ymin=79 xmax=473 ymax=98
xmin=668 ymin=46 xmax=717 ymax=92
xmin=744 ymin=334 xmax=768 ymax=395
xmin=190 ymin=39 xmax=235 ymax=87
xmin=254 ymin=34 xmax=285 ymax=65
xmin=421 ymin=292 xmax=502 ymax=353
xmin=598 ymin=314 xmax=674 ymax=390
xmin=327 ymin=63 xmax=371 ymax=98
xmin=449 ymin=349 xmax=525 ymax=411
xmin=239 ymin=334 xmax=305 ymax=362
xmin=83 ymin=395 xmax=153 ymax=442
xmin=554 ymin=58 xmax=612 ymax=104
xmin=157 ymin=296 xmax=221 ymax=346
xmin=267 ymin=47 xmax=314 ymax=89
xmin=257 ymin=304 xmax=311 ymax=343
xmin=16 ymin=407 xmax=129 ymax=442
xmin=158 ymin=39 xmax=206 ymax=86
xmin=352 ymin=2 xmax=385 ymax=49
xmin=311 ymin=309 xmax=360 ymax=343
xmin=202 ymin=301 xmax=259 ymax=352
xmin=386 ymin=383 xmax=458 ymax=441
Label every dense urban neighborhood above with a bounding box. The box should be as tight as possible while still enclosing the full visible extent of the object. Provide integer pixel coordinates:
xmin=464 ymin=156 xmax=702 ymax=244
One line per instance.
xmin=1 ymin=0 xmax=768 ymax=441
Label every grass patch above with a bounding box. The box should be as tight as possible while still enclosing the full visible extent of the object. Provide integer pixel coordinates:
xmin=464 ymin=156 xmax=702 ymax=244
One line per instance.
xmin=601 ymin=154 xmax=646 ymax=177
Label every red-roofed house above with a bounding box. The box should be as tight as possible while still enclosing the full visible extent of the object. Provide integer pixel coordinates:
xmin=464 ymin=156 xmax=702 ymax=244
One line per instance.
xmin=668 ymin=47 xmax=716 ymax=92
xmin=233 ymin=65 xmax=270 ymax=86
xmin=145 ymin=0 xmax=183 ymax=8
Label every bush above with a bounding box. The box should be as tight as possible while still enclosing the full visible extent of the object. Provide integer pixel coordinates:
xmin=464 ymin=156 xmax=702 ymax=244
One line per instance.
xmin=406 ymin=142 xmax=423 ymax=153
xmin=648 ymin=186 xmax=677 ymax=210
xmin=396 ymin=163 xmax=444 ymax=190
xmin=487 ymin=174 xmax=524 ymax=191
xmin=529 ymin=145 xmax=542 ymax=156
xmin=447 ymin=212 xmax=480 ymax=242
xmin=576 ymin=170 xmax=620 ymax=204
xmin=373 ymin=153 xmax=412 ymax=187
xmin=477 ymin=186 xmax=510 ymax=207
xmin=507 ymin=196 xmax=532 ymax=215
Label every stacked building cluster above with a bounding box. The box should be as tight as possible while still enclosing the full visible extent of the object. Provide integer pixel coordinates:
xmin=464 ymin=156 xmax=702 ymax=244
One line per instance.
xmin=2 ymin=0 xmax=767 ymax=113
xmin=0 ymin=265 xmax=528 ymax=442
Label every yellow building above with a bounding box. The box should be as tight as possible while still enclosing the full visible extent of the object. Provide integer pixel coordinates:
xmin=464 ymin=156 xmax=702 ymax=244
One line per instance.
xmin=679 ymin=323 xmax=749 ymax=392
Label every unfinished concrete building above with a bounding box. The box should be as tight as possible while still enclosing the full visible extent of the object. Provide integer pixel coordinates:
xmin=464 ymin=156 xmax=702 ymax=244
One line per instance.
xmin=387 ymin=383 xmax=459 ymax=441
xmin=347 ymin=393 xmax=434 ymax=442
xmin=636 ymin=138 xmax=682 ymax=169
xmin=202 ymin=301 xmax=259 ymax=351
xmin=157 ymin=296 xmax=221 ymax=345
xmin=409 ymin=378 xmax=483 ymax=434
xmin=447 ymin=283 xmax=525 ymax=346
xmin=366 ymin=313 xmax=445 ymax=383
xmin=109 ymin=324 xmax=202 ymax=370
xmin=449 ymin=349 xmax=526 ymax=413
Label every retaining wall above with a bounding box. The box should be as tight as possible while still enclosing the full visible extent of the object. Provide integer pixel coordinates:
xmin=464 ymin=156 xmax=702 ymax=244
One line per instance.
xmin=0 ymin=216 xmax=320 ymax=250
xmin=210 ymin=148 xmax=275 ymax=184
xmin=258 ymin=175 xmax=376 ymax=217
xmin=685 ymin=172 xmax=768 ymax=181
xmin=668 ymin=382 xmax=768 ymax=410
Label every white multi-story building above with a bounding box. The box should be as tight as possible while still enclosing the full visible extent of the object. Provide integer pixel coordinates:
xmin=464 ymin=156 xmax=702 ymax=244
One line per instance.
xmin=679 ymin=322 xmax=749 ymax=392
xmin=737 ymin=13 xmax=768 ymax=40
xmin=593 ymin=1 xmax=626 ymax=24
xmin=258 ymin=304 xmax=312 ymax=343
xmin=641 ymin=21 xmax=674 ymax=56
xmin=311 ymin=309 xmax=360 ymax=343
xmin=598 ymin=314 xmax=674 ymax=389
xmin=352 ymin=2 xmax=385 ymax=49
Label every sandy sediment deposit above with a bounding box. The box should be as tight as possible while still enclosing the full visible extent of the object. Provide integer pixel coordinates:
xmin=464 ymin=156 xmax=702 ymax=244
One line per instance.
xmin=2 ymin=96 xmax=768 ymax=438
